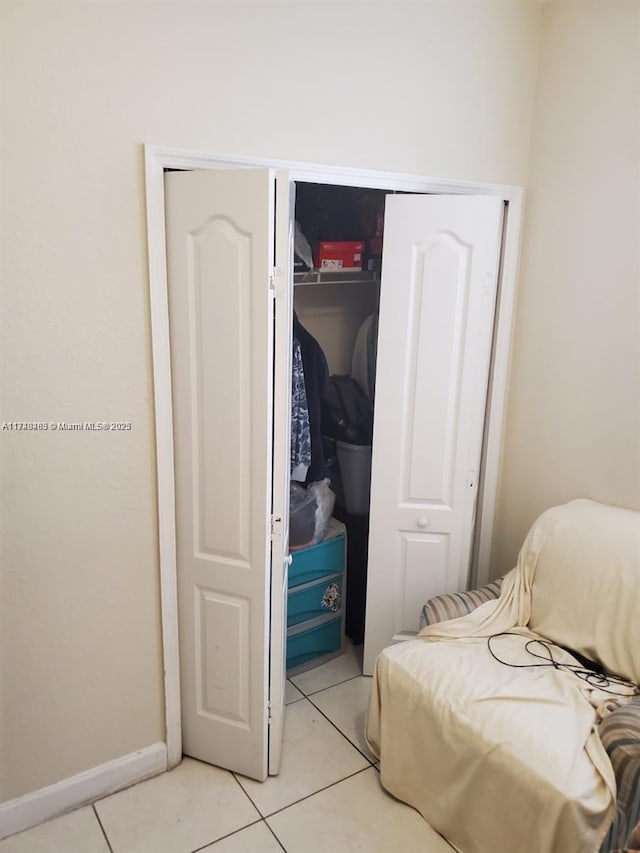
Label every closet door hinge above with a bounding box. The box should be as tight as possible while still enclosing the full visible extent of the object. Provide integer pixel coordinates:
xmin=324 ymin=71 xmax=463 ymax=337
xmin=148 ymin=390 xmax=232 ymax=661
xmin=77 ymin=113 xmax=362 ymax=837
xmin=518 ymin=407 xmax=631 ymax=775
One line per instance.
xmin=267 ymin=699 xmax=274 ymax=724
xmin=270 ymin=514 xmax=282 ymax=541
xmin=269 ymin=266 xmax=287 ymax=298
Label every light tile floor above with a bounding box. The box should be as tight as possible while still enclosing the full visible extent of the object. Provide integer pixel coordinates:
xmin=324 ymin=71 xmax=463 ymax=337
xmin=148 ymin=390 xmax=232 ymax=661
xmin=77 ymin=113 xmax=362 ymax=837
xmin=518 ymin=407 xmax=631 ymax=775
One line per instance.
xmin=0 ymin=642 xmax=455 ymax=853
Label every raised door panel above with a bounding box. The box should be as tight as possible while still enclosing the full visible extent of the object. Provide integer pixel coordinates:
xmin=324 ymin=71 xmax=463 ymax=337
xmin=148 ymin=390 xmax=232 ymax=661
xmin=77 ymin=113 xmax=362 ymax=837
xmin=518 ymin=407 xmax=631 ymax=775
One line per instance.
xmin=405 ymin=234 xmax=471 ymax=507
xmin=165 ymin=168 xmax=277 ymax=780
xmin=363 ymin=195 xmax=503 ymax=675
xmin=191 ymin=216 xmax=252 ymax=561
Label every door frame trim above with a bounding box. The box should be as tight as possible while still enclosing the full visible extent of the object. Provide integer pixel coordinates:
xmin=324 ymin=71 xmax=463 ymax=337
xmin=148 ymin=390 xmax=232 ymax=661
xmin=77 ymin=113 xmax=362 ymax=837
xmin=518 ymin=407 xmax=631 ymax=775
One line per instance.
xmin=143 ymin=143 xmax=525 ymax=767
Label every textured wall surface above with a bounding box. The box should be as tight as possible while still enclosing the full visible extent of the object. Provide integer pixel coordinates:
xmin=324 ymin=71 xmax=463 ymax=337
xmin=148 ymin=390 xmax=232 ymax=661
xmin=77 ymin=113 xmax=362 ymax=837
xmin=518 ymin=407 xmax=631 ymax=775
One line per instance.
xmin=492 ymin=0 xmax=640 ymax=577
xmin=0 ymin=0 xmax=542 ymax=801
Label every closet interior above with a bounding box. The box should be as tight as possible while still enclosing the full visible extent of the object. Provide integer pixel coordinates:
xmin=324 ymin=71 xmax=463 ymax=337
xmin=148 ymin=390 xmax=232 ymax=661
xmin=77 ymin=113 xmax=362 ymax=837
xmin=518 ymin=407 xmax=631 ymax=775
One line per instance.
xmin=286 ymin=182 xmax=389 ymax=675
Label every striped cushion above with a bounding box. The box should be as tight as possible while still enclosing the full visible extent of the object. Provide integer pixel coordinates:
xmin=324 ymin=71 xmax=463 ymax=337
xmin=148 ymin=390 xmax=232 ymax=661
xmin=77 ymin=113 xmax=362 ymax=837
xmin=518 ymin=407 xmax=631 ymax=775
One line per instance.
xmin=420 ymin=579 xmax=503 ymax=628
xmin=598 ymin=697 xmax=640 ymax=853
xmin=624 ymin=822 xmax=640 ymax=852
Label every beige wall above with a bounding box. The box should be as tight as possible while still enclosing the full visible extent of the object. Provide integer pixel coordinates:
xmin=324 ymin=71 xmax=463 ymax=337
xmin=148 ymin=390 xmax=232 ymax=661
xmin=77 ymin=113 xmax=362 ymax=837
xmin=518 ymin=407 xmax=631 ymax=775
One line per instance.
xmin=0 ymin=0 xmax=542 ymax=801
xmin=492 ymin=0 xmax=640 ymax=577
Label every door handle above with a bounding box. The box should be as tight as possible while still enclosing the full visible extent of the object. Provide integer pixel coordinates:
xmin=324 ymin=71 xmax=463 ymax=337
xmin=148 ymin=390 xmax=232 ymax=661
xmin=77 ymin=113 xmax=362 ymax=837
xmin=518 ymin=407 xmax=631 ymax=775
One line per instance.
xmin=284 ymin=554 xmax=293 ymax=566
xmin=417 ymin=517 xmax=430 ymax=529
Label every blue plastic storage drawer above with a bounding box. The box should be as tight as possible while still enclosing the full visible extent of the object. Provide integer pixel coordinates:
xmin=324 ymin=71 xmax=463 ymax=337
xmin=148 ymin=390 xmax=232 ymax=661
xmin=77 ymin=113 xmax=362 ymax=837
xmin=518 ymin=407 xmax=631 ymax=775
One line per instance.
xmin=287 ymin=572 xmax=343 ymax=627
xmin=286 ymin=614 xmax=342 ymax=670
xmin=288 ymin=531 xmax=345 ymax=588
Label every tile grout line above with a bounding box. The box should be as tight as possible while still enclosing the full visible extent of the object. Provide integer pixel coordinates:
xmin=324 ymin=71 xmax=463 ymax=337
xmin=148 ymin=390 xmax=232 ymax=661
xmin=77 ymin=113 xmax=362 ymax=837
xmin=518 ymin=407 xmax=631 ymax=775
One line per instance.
xmin=231 ymin=769 xmax=266 ymax=818
xmin=263 ymin=765 xmax=373 ymax=820
xmin=92 ymin=804 xmax=114 ymax=853
xmin=264 ymin=818 xmax=288 ymax=852
xmin=227 ymin=658 xmax=371 ymax=843
xmin=290 ymin=665 xmax=366 ymax=699
xmin=284 ymin=679 xmax=305 ymax=705
xmin=188 ymin=817 xmax=264 ymax=853
xmin=304 ymin=689 xmax=377 ymax=767
xmin=306 ymin=671 xmax=366 ymax=697
xmin=288 ymin=644 xmax=362 ymax=693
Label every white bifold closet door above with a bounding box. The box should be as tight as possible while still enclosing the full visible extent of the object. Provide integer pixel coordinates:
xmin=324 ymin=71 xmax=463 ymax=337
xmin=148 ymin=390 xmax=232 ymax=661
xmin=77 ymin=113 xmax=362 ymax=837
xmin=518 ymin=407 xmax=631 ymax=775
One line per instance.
xmin=164 ymin=171 xmax=503 ymax=767
xmin=363 ymin=195 xmax=504 ymax=675
xmin=164 ymin=168 xmax=292 ymax=781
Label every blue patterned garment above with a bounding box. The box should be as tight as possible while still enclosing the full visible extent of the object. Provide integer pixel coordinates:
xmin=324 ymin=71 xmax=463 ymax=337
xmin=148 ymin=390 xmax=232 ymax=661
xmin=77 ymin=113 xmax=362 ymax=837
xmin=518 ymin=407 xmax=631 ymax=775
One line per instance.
xmin=291 ymin=337 xmax=311 ymax=481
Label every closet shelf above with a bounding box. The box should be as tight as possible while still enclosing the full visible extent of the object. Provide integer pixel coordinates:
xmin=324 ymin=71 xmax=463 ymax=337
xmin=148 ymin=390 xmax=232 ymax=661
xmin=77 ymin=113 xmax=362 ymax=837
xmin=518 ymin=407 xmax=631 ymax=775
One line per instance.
xmin=294 ymin=270 xmax=380 ymax=287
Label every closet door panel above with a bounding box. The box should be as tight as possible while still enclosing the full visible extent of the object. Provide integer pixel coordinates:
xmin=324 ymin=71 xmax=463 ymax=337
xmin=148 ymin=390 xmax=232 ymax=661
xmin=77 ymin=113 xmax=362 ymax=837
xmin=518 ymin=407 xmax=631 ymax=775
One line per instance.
xmin=397 ymin=532 xmax=450 ymax=634
xmin=405 ymin=234 xmax=470 ymax=506
xmin=364 ymin=195 xmax=503 ymax=674
xmin=165 ymin=168 xmax=278 ymax=781
xmin=192 ymin=216 xmax=252 ymax=560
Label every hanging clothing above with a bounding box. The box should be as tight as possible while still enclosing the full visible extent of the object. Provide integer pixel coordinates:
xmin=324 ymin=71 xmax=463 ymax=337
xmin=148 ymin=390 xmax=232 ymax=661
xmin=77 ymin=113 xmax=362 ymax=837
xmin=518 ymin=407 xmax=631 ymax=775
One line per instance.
xmin=290 ymin=337 xmax=311 ymax=482
xmin=351 ymin=312 xmax=379 ymax=400
xmin=293 ymin=312 xmax=331 ymax=484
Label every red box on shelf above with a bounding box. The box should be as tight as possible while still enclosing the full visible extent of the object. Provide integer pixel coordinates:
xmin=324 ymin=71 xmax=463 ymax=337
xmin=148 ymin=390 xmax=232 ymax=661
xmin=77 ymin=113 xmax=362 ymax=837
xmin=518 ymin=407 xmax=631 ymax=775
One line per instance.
xmin=314 ymin=241 xmax=364 ymax=271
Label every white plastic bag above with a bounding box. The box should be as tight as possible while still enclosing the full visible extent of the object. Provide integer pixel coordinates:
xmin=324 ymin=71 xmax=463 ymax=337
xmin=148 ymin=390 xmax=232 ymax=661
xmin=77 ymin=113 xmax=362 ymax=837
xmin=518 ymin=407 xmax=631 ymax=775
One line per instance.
xmin=307 ymin=479 xmax=336 ymax=544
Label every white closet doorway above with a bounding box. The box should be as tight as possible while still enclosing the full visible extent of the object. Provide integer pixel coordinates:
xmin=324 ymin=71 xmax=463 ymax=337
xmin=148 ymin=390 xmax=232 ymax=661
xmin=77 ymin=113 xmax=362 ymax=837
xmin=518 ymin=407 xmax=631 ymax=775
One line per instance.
xmin=145 ymin=146 xmax=523 ymax=783
xmin=290 ymin=184 xmax=504 ymax=674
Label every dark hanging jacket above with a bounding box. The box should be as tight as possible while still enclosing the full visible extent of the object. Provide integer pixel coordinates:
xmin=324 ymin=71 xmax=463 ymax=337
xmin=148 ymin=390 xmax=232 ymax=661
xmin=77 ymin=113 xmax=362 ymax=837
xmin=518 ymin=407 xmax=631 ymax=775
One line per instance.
xmin=293 ymin=312 xmax=330 ymax=483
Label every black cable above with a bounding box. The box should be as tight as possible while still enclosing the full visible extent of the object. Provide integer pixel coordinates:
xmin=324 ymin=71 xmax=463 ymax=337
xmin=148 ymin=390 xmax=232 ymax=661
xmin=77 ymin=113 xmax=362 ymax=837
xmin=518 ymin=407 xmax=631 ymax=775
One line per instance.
xmin=486 ymin=632 xmax=640 ymax=698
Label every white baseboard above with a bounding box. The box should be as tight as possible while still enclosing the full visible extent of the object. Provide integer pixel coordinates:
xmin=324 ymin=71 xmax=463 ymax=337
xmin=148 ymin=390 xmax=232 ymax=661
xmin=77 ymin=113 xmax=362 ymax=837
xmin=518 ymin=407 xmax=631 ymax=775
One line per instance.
xmin=0 ymin=742 xmax=168 ymax=841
